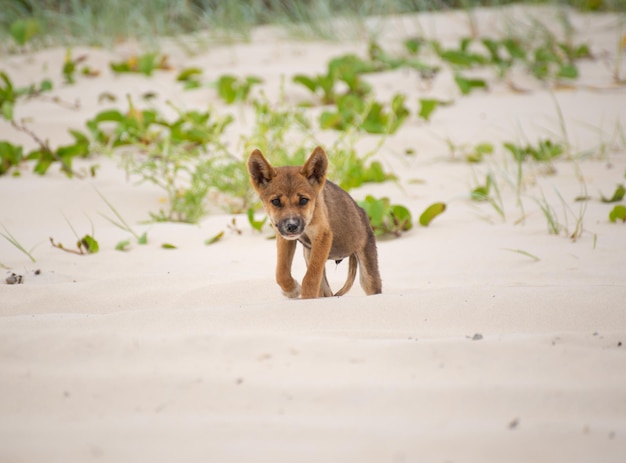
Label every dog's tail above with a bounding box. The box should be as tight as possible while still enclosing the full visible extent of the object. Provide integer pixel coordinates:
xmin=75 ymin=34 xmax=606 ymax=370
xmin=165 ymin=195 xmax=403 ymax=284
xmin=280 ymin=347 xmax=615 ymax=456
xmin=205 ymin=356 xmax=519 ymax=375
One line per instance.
xmin=333 ymin=254 xmax=357 ymax=297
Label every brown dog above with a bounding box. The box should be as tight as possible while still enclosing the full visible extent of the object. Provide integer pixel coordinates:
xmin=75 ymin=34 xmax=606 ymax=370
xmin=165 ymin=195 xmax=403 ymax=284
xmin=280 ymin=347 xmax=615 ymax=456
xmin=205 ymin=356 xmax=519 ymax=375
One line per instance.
xmin=248 ymin=146 xmax=382 ymax=299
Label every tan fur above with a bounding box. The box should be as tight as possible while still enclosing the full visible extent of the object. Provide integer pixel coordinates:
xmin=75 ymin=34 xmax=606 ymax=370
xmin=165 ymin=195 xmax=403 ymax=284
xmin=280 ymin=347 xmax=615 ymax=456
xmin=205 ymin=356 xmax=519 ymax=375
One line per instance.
xmin=248 ymin=146 xmax=382 ymax=299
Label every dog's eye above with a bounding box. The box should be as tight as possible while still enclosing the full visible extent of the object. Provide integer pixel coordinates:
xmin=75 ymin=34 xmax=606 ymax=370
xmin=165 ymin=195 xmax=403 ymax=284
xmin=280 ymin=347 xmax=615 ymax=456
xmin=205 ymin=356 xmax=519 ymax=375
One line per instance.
xmin=271 ymin=198 xmax=281 ymax=207
xmin=298 ymin=197 xmax=309 ymax=206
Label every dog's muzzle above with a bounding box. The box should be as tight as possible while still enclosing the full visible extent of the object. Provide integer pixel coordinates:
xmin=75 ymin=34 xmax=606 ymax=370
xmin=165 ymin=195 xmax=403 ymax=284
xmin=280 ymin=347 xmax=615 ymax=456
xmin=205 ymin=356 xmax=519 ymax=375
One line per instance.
xmin=276 ymin=217 xmax=304 ymax=239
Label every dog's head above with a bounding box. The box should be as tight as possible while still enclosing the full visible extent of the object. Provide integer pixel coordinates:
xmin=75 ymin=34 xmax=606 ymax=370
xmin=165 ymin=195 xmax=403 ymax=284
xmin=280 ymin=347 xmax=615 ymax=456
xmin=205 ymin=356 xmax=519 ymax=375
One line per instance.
xmin=248 ymin=146 xmax=328 ymax=240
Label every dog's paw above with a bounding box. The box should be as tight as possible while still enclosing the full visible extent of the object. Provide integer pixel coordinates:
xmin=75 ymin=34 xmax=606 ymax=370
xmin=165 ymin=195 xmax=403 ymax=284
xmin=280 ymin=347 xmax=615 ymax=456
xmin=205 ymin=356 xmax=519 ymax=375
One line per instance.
xmin=282 ymin=281 xmax=301 ymax=299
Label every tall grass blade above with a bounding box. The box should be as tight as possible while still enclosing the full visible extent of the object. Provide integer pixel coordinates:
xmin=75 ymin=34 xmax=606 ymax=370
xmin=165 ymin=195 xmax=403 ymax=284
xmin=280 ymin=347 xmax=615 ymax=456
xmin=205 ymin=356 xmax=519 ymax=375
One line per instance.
xmin=1 ymin=225 xmax=36 ymax=263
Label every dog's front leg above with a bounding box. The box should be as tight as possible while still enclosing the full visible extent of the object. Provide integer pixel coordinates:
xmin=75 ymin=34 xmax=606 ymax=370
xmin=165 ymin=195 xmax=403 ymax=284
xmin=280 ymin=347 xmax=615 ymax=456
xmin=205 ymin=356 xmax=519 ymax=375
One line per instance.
xmin=276 ymin=236 xmax=301 ymax=298
xmin=301 ymin=230 xmax=332 ymax=299
xmin=303 ymin=247 xmax=333 ymax=297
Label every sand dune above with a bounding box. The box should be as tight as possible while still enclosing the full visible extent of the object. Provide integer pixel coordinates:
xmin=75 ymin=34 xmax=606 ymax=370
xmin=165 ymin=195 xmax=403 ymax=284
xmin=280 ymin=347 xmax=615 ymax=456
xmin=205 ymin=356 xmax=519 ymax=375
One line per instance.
xmin=1 ymin=6 xmax=625 ymax=463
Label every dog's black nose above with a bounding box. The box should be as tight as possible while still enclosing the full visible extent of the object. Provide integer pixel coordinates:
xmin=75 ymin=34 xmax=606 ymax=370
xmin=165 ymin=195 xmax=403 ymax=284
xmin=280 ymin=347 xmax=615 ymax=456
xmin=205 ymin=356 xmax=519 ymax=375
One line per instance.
xmin=285 ymin=221 xmax=299 ymax=233
xmin=279 ymin=217 xmax=302 ymax=237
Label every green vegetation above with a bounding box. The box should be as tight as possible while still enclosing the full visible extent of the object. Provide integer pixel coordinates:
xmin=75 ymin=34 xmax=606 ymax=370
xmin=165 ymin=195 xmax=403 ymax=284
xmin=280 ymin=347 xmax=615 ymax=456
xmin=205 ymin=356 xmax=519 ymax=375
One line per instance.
xmin=600 ymin=184 xmax=625 ymax=203
xmin=293 ymin=54 xmax=375 ymax=105
xmin=50 ymin=217 xmax=99 ymax=255
xmin=471 ymin=173 xmax=505 ymax=220
xmin=1 ymin=225 xmax=37 ymax=262
xmin=63 ymin=50 xmax=99 ymax=84
xmin=418 ymin=98 xmax=452 ymax=122
xmin=320 ymin=93 xmax=410 ymax=134
xmin=216 ymin=75 xmax=263 ymax=104
xmin=1 ymin=71 xmax=90 ymax=177
xmin=2 ymin=1 xmax=623 ymax=50
xmin=504 ymin=140 xmax=564 ymax=163
xmin=447 ymin=141 xmax=494 ymax=163
xmin=1 ymin=0 xmax=624 ymax=260
xmin=431 ymin=34 xmax=592 ymax=82
xmin=609 ymin=205 xmax=626 ymax=223
xmin=110 ymin=52 xmax=172 ymax=76
xmin=419 ymin=203 xmax=447 ymax=227
xmin=1 ymin=71 xmax=53 ymax=119
xmin=358 ymin=196 xmax=413 ymax=237
xmin=95 ymin=189 xmax=149 ymax=251
xmin=205 ymin=230 xmax=225 ymax=245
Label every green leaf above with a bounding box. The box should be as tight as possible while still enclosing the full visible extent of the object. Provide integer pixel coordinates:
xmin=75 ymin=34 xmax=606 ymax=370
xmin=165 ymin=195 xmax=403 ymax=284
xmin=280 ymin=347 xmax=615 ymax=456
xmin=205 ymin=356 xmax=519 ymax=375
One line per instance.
xmin=161 ymin=243 xmax=177 ymax=249
xmin=137 ymin=232 xmax=148 ymax=245
xmin=62 ymin=50 xmax=77 ymax=84
xmin=390 ymin=205 xmax=413 ymax=232
xmin=601 ymin=184 xmax=625 ymax=203
xmin=557 ymin=63 xmax=578 ymax=79
xmin=503 ymin=142 xmax=526 ymax=162
xmin=419 ymin=202 xmax=446 ymax=226
xmin=92 ymin=109 xmax=126 ymax=123
xmin=216 ymin=75 xmax=238 ymax=104
xmin=30 ymin=150 xmax=54 ymax=175
xmin=217 ymin=75 xmax=261 ymax=104
xmin=204 ymin=231 xmax=224 ymax=245
xmin=471 ymin=186 xmax=490 ymax=201
xmin=293 ymin=74 xmax=320 ymax=93
xmin=110 ymin=62 xmax=130 ymax=73
xmin=10 ymin=18 xmax=40 ymax=46
xmin=1 ymin=101 xmax=13 ymax=121
xmin=454 ymin=75 xmax=487 ymax=95
xmin=246 ymin=76 xmax=263 ymax=85
xmin=466 ymin=142 xmax=494 ymax=163
xmin=364 ymin=161 xmax=390 ymax=183
xmin=531 ymin=62 xmax=549 ymax=80
xmin=57 ymin=140 xmax=89 ymax=159
xmin=534 ymin=46 xmax=559 ymax=64
xmin=439 ymin=50 xmax=475 ymax=67
xmin=418 ymin=98 xmax=439 ymax=121
xmin=39 ymin=79 xmax=53 ymax=92
xmin=609 ymin=205 xmax=626 ymax=223
xmin=115 ymin=240 xmax=131 ymax=251
xmin=573 ymin=43 xmax=591 ymax=59
xmin=329 ymin=53 xmax=378 ymax=77
xmin=358 ymin=195 xmax=387 ymax=227
xmin=80 ymin=235 xmax=99 ymax=254
xmin=529 ymin=140 xmax=563 ymax=162
xmin=247 ymin=208 xmax=267 ymax=232
xmin=176 ymin=67 xmax=203 ymax=81
xmin=459 ymin=37 xmax=472 ymax=53
xmin=183 ymin=80 xmax=202 ymax=90
xmin=481 ymin=38 xmax=501 ymax=63
xmin=319 ymin=111 xmax=344 ymax=130
xmin=137 ymin=52 xmax=158 ymax=76
xmin=358 ymin=195 xmax=412 ymax=237
xmin=475 ymin=143 xmax=494 ymax=155
xmin=0 ymin=141 xmax=24 ymax=175
xmin=502 ymin=38 xmax=526 ymax=60
xmin=404 ymin=38 xmax=423 ymax=55
xmin=68 ymin=129 xmax=90 ymax=145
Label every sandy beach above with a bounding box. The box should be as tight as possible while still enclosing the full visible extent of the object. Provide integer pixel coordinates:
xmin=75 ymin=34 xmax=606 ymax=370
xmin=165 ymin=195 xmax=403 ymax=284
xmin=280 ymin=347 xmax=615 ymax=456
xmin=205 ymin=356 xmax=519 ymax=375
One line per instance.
xmin=1 ymin=6 xmax=625 ymax=462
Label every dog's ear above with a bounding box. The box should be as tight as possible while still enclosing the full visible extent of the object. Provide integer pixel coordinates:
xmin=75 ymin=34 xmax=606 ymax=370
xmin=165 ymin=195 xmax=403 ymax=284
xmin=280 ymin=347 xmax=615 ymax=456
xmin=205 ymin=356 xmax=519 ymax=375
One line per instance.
xmin=248 ymin=149 xmax=276 ymax=189
xmin=301 ymin=146 xmax=328 ymax=187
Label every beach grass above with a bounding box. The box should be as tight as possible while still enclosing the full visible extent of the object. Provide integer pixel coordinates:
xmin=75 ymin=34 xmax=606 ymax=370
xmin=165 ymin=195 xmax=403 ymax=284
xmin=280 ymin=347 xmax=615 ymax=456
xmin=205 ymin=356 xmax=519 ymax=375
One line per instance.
xmin=1 ymin=0 xmax=624 ymax=50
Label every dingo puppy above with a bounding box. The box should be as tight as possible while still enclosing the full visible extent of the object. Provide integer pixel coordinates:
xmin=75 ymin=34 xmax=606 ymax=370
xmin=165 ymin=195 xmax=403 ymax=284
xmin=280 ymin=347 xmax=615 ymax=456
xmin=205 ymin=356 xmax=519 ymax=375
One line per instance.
xmin=248 ymin=146 xmax=382 ymax=299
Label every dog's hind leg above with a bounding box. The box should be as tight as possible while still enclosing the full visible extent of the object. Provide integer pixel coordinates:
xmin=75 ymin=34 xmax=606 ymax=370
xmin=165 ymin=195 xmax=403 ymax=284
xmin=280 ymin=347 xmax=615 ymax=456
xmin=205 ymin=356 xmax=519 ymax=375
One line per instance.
xmin=303 ymin=247 xmax=333 ymax=297
xmin=356 ymin=233 xmax=382 ymax=295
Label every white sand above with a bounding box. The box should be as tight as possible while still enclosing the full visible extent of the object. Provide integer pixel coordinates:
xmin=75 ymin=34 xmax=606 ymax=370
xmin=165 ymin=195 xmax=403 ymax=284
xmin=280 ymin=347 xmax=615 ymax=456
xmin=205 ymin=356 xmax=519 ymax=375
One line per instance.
xmin=1 ymin=6 xmax=625 ymax=463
